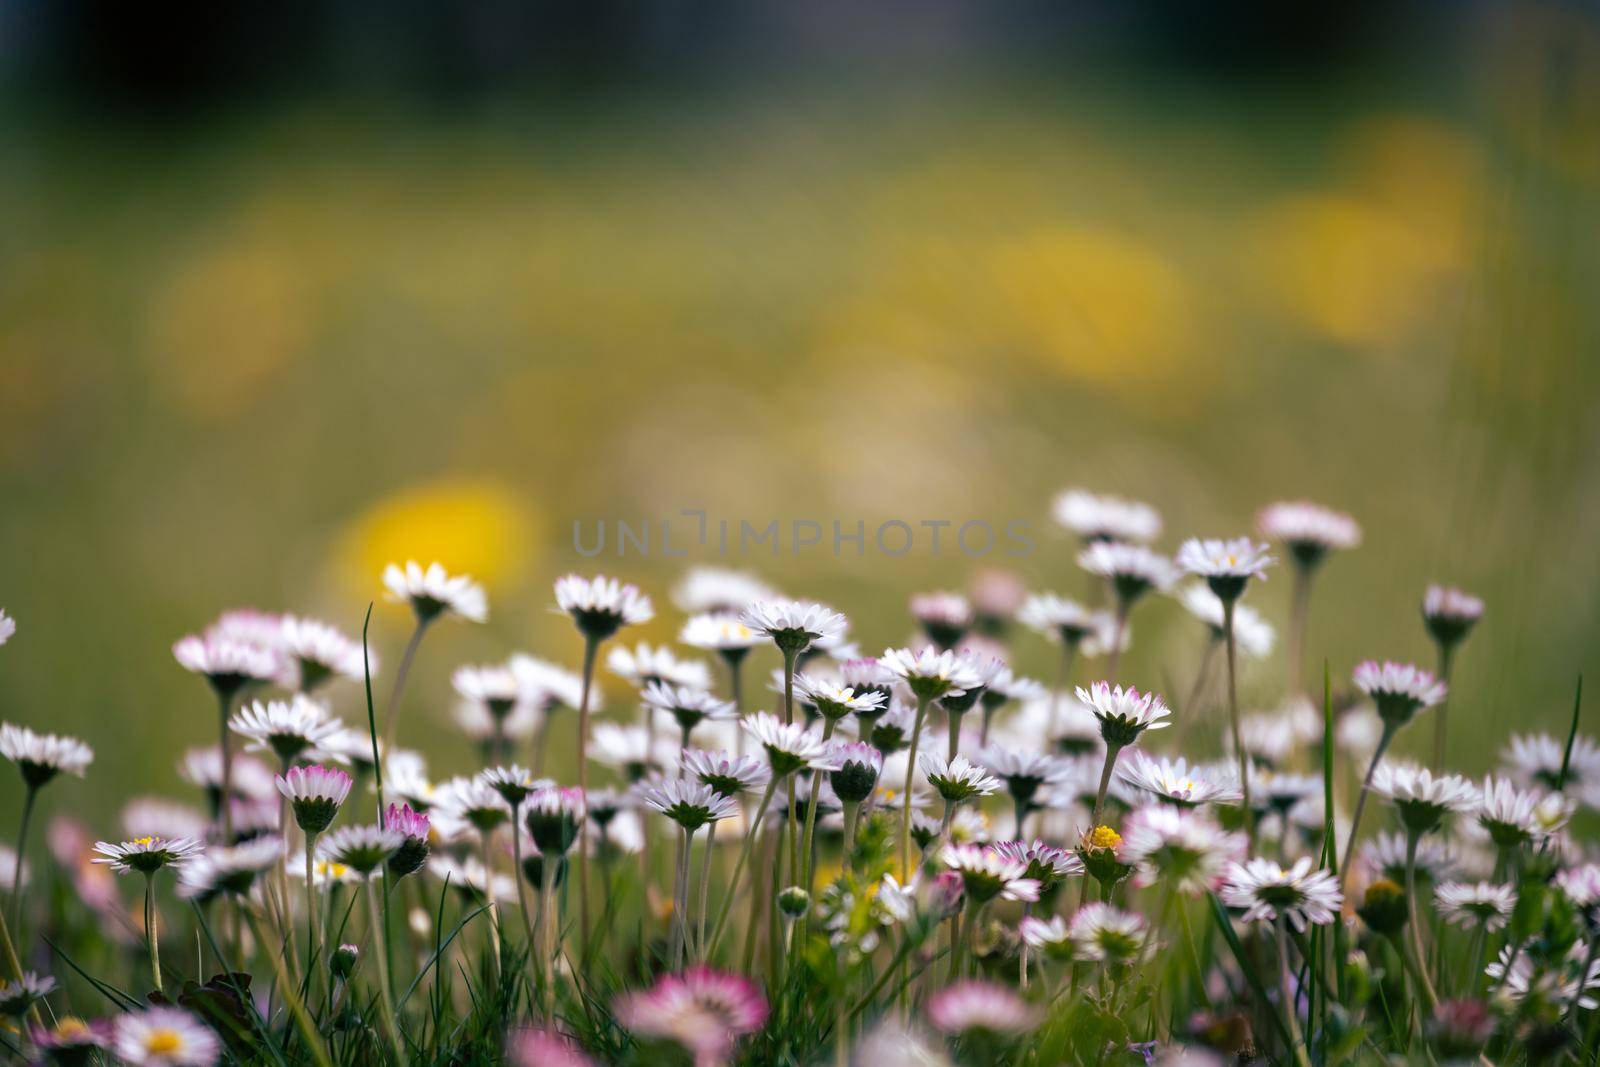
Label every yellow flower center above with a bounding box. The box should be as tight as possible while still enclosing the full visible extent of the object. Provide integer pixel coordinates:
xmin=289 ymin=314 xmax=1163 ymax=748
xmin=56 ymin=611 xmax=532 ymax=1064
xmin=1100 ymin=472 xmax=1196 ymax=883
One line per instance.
xmin=132 ymin=836 xmax=155 ymax=847
xmin=55 ymin=1018 xmax=90 ymax=1039
xmin=145 ymin=1029 xmax=183 ymax=1055
xmin=1088 ymin=825 xmax=1122 ymax=849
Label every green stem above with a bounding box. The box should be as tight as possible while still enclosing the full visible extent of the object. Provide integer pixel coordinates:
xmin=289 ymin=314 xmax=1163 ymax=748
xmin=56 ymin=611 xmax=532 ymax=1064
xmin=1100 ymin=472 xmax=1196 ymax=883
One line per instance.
xmin=1090 ymin=742 xmax=1123 ymax=826
xmin=1339 ymin=723 xmax=1398 ymax=887
xmin=479 ymin=833 xmax=502 ymax=981
xmin=304 ymin=837 xmax=321 ymax=1003
xmin=540 ymin=856 xmax=557 ymax=1019
xmin=900 ymin=695 xmax=931 ymax=880
xmin=9 ymin=786 xmax=36 ymax=935
xmin=1223 ymin=599 xmax=1253 ymax=845
xmin=695 ymin=819 xmax=716 ymax=960
xmin=216 ymin=689 xmax=236 ymax=840
xmin=799 ymin=718 xmax=838 ymax=894
xmin=575 ymin=635 xmax=599 ymax=969
xmin=242 ymin=903 xmax=333 ymax=1067
xmin=841 ymin=800 xmax=860 ymax=873
xmin=1404 ymin=832 xmax=1441 ymax=1011
xmin=144 ymin=874 xmax=163 ymax=993
xmin=1430 ymin=643 xmax=1456 ymax=771
xmin=708 ymin=777 xmax=779 ymax=956
xmin=362 ymin=882 xmax=407 ymax=1065
xmin=670 ymin=825 xmax=692 ymax=969
xmin=510 ymin=804 xmax=536 ymax=954
xmin=381 ymin=617 xmax=429 ymax=750
xmin=1276 ymin=918 xmax=1313 ymax=1067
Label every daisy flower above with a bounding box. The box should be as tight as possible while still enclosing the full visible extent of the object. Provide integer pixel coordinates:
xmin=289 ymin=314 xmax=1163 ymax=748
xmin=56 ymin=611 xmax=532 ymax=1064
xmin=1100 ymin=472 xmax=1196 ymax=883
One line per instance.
xmin=113 ymin=1006 xmax=221 ymax=1066
xmin=430 ymin=776 xmax=513 ymax=840
xmin=1501 ymin=732 xmax=1600 ymax=799
xmin=0 ymin=609 xmax=14 ymax=646
xmin=1353 ymin=660 xmax=1447 ymax=728
xmin=1075 ymin=682 xmax=1171 ymax=747
xmin=1176 ymin=537 xmax=1276 ymax=602
xmin=866 ymin=702 xmax=926 ymax=755
xmin=926 ymin=980 xmax=1042 ymax=1037
xmin=29 ymin=1017 xmax=113 ymax=1059
xmin=642 ymin=682 xmax=736 ymax=742
xmin=681 ymin=749 xmax=770 ymax=798
xmin=453 ymin=663 xmax=524 ymax=720
xmin=1177 ymin=585 xmax=1275 ymax=657
xmin=680 ymin=613 xmax=762 ymax=659
xmin=1 ymin=723 xmax=94 ymax=787
xmin=590 ymin=723 xmax=676 ymax=782
xmin=882 ymin=647 xmax=983 ymax=703
xmin=229 ymin=696 xmax=346 ymax=766
xmin=171 ymin=634 xmax=280 ymax=696
xmin=275 ymin=765 xmax=353 ymax=834
xmin=1120 ymin=805 xmax=1243 ymax=895
xmin=637 ymin=779 xmax=741 ymax=832
xmin=509 ymin=655 xmax=592 ymax=715
xmin=741 ymin=713 xmax=837 ymax=776
xmin=279 ymin=615 xmax=370 ymax=692
xmin=1369 ymin=761 xmax=1478 ymax=836
xmin=1257 ymin=501 xmax=1361 ymax=568
xmin=1362 ymin=831 xmax=1458 ymax=885
xmin=1069 ymin=902 xmax=1151 ymax=963
xmin=794 ymin=675 xmax=887 ymax=722
xmin=937 ymin=651 xmax=1004 ymax=715
xmin=476 ymin=765 xmax=550 ymax=809
xmin=524 ymin=786 xmax=587 ymax=856
xmin=940 ymin=843 xmax=1041 ymax=904
xmin=1422 ymin=585 xmax=1484 ymax=649
xmin=919 ymin=753 xmax=1001 ymax=805
xmin=740 ymin=600 xmax=848 ymax=655
xmin=980 ymin=747 xmax=1072 ymax=812
xmin=969 ymin=568 xmax=1027 ymax=629
xmin=385 ymin=750 xmax=434 ymax=811
xmin=0 ymin=971 xmax=54 ymax=1017
xmin=1220 ymin=857 xmax=1343 ymax=931
xmin=386 ymin=803 xmax=432 ymax=878
xmin=1485 ymin=941 xmax=1600 ymax=1011
xmin=318 ymin=825 xmax=404 ymax=877
xmin=614 ymin=966 xmax=769 ymax=1067
xmin=1024 ymin=591 xmax=1113 ymax=652
xmin=672 ymin=567 xmax=778 ymax=615
xmin=1078 ymin=542 xmax=1179 ymax=604
xmin=910 ymin=591 xmax=973 ymax=651
xmin=384 ymin=561 xmax=488 ymax=624
xmin=1115 ymin=751 xmax=1241 ymax=808
xmin=1476 ymin=775 xmax=1571 ymax=849
xmin=176 ymin=836 xmax=282 ymax=901
xmin=827 ymin=742 xmax=883 ymax=805
xmin=554 ymin=574 xmax=653 ymax=641
xmin=609 ymin=644 xmax=711 ymax=690
xmin=1435 ymin=881 xmax=1515 ymax=932
xmin=1052 ymin=489 xmax=1162 ymax=544
xmin=1019 ymin=915 xmax=1077 ymax=961
xmin=989 ymin=839 xmax=1082 ymax=893
xmin=91 ymin=837 xmax=203 ymax=876
xmin=507 ymin=1027 xmax=598 ymax=1067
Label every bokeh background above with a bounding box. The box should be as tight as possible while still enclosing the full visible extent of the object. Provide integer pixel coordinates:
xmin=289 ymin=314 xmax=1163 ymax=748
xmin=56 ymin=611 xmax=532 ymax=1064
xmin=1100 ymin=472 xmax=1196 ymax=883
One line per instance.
xmin=3 ymin=1 xmax=1599 ymax=817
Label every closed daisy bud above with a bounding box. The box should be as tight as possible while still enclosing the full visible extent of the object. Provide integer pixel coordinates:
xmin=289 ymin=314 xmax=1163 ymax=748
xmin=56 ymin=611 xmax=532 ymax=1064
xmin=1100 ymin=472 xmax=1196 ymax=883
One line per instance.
xmin=778 ymin=886 xmax=810 ymax=918
xmin=330 ymin=943 xmax=359 ymax=980
xmin=1422 ymin=585 xmax=1484 ymax=650
xmin=275 ymin=765 xmax=353 ymax=834
xmin=1357 ymin=878 xmax=1409 ymax=936
xmin=524 ymin=787 xmax=586 ymax=856
xmin=385 ymin=803 xmax=431 ymax=879
xmin=827 ymin=742 xmax=883 ymax=804
xmin=1353 ymin=661 xmax=1447 ymax=728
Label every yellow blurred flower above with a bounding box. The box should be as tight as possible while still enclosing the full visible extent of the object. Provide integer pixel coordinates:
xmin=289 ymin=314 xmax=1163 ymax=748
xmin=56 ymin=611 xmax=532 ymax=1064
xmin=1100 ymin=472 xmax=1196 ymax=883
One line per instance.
xmin=335 ymin=480 xmax=536 ymax=598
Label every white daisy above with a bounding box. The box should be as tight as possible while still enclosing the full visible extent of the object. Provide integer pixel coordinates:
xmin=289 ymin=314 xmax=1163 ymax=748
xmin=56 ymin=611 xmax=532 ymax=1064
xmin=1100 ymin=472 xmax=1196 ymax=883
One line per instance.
xmin=317 ymin=824 xmax=405 ymax=876
xmin=740 ymin=600 xmax=848 ymax=655
xmin=1115 ymin=751 xmax=1241 ymax=808
xmin=1353 ymin=660 xmax=1447 ymax=727
xmin=636 ymin=778 xmax=741 ymax=831
xmin=941 ymin=843 xmax=1041 ymax=904
xmin=1362 ymin=831 xmax=1457 ymax=885
xmin=919 ymin=753 xmax=1001 ymax=804
xmin=1502 ymin=733 xmax=1600 ymax=803
xmin=114 ymin=1006 xmax=221 ymax=1067
xmin=1176 ymin=537 xmax=1276 ymax=595
xmin=279 ymin=615 xmax=370 ymax=692
xmin=671 ymin=566 xmax=778 ymax=615
xmin=741 ymin=713 xmax=837 ymax=776
xmin=175 ymin=836 xmax=281 ymax=901
xmin=0 ymin=970 xmax=54 ymax=1017
xmin=980 ymin=747 xmax=1073 ymax=809
xmin=1019 ymin=915 xmax=1076 ymax=961
xmin=680 ymin=613 xmax=763 ymax=656
xmin=384 ymin=561 xmax=486 ymax=623
xmin=1078 ymin=542 xmax=1179 ymax=603
xmin=172 ymin=634 xmax=280 ymax=695
xmin=1477 ymin=775 xmax=1572 ymax=849
xmin=1075 ymin=682 xmax=1172 ymax=747
xmin=0 ymin=609 xmax=14 ymax=646
xmin=1220 ymin=857 xmax=1343 ymax=931
xmin=430 ymin=776 xmax=513 ymax=840
xmin=793 ymin=675 xmax=886 ymax=721
xmin=509 ymin=655 xmax=592 ymax=715
xmin=1120 ymin=805 xmax=1243 ymax=895
xmin=385 ymin=750 xmax=434 ymax=811
xmin=926 ymin=980 xmax=1042 ymax=1037
xmin=475 ymin=764 xmax=552 ymax=809
xmin=681 ymin=749 xmax=770 ymax=797
xmin=554 ymin=574 xmax=653 ymax=640
xmin=1017 ymin=593 xmax=1100 ymax=648
xmin=1052 ymin=489 xmax=1162 ymax=544
xmin=229 ymin=696 xmax=346 ymax=765
xmin=178 ymin=747 xmax=276 ymax=802
xmin=276 ymin=765 xmax=354 ymax=834
xmin=642 ymin=682 xmax=736 ymax=740
xmin=453 ymin=663 xmax=524 ymax=719
xmin=1069 ymin=902 xmax=1151 ymax=963
xmin=1177 ymin=585 xmax=1275 ymax=657
xmin=590 ymin=723 xmax=677 ymax=782
xmin=910 ymin=591 xmax=973 ymax=649
xmin=91 ymin=836 xmax=204 ymax=876
xmin=881 ymin=646 xmax=983 ymax=702
xmin=1257 ymin=501 xmax=1361 ymax=567
xmin=1 ymin=723 xmax=94 ymax=787
xmin=1369 ymin=761 xmax=1478 ymax=835
xmin=989 ymin=839 xmax=1082 ymax=890
xmin=121 ymin=799 xmax=209 ymax=843
xmin=608 ymin=643 xmax=711 ymax=690
xmin=1422 ymin=585 xmax=1484 ymax=648
xmin=1435 ymin=881 xmax=1515 ymax=932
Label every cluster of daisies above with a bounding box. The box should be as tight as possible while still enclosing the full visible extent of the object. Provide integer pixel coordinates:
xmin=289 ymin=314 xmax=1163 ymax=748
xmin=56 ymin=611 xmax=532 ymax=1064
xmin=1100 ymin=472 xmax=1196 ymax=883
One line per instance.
xmin=0 ymin=490 xmax=1595 ymax=1067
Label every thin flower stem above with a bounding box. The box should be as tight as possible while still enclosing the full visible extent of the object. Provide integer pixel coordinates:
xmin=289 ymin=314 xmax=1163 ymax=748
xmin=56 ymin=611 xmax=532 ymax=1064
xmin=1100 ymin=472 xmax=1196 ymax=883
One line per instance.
xmin=304 ymin=838 xmax=321 ymax=1001
xmin=479 ymin=833 xmax=502 ymax=981
xmin=1090 ymin=742 xmax=1124 ymax=826
xmin=1404 ymin=831 xmax=1441 ymax=1011
xmin=540 ymin=857 xmax=557 ymax=1019
xmin=670 ymin=825 xmax=693 ymax=969
xmin=1223 ymin=599 xmax=1253 ymax=845
xmin=841 ymin=800 xmax=860 ymax=873
xmin=694 ymin=819 xmax=716 ymax=959
xmin=781 ymin=648 xmax=800 ymax=902
xmin=216 ymin=689 xmax=236 ymax=840
xmin=901 ymin=695 xmax=931 ymax=880
xmin=1430 ymin=643 xmax=1456 ymax=771
xmin=574 ymin=634 xmax=599 ymax=969
xmin=946 ymin=710 xmax=961 ymax=762
xmin=143 ymin=874 xmax=162 ymax=993
xmin=242 ymin=904 xmax=333 ymax=1067
xmin=381 ymin=617 xmax=430 ymax=750
xmin=799 ymin=718 xmax=838 ymax=894
xmin=510 ymin=805 xmax=536 ymax=955
xmin=1288 ymin=564 xmax=1313 ymax=699
xmin=1276 ymin=917 xmax=1313 ymax=1067
xmin=1339 ymin=723 xmax=1397 ymax=887
xmin=1019 ymin=901 xmax=1033 ymax=990
xmin=8 ymin=785 xmax=36 ymax=935
xmin=360 ymin=883 xmax=407 ymax=1066
xmin=707 ymin=776 xmax=779 ymax=956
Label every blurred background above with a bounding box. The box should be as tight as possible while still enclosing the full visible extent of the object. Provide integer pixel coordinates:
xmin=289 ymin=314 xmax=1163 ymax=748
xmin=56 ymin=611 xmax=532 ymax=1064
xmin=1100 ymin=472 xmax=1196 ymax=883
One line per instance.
xmin=2 ymin=0 xmax=1599 ymax=816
